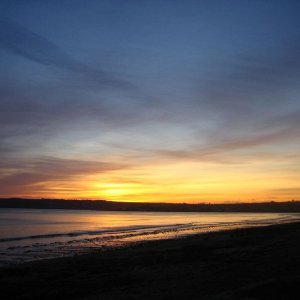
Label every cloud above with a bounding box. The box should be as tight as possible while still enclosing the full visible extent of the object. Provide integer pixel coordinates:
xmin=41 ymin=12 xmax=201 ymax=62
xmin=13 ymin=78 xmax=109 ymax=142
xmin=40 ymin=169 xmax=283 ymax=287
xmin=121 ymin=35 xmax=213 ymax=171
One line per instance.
xmin=266 ymin=109 xmax=300 ymax=129
xmin=0 ymin=82 xmax=159 ymax=145
xmin=0 ymin=17 xmax=133 ymax=90
xmin=269 ymin=187 xmax=300 ymax=196
xmin=171 ymin=40 xmax=300 ymax=164
xmin=152 ymin=112 xmax=300 ymax=164
xmin=0 ymin=156 xmax=128 ymax=189
xmin=190 ymin=40 xmax=300 ymax=136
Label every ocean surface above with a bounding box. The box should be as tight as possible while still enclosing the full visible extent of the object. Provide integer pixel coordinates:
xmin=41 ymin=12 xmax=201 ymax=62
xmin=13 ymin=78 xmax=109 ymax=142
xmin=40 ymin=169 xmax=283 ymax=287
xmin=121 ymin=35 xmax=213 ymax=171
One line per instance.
xmin=1 ymin=208 xmax=299 ymax=266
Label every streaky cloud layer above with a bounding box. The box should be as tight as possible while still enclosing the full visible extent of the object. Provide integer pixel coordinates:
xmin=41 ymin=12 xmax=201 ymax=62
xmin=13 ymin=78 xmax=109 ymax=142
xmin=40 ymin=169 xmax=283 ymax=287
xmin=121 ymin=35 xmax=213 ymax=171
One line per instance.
xmin=0 ymin=0 xmax=300 ymax=202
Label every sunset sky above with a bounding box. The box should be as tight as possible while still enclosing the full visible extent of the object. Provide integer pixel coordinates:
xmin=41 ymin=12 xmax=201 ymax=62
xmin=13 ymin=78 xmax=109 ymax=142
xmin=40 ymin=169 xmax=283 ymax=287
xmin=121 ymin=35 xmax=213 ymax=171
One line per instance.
xmin=1 ymin=0 xmax=300 ymax=203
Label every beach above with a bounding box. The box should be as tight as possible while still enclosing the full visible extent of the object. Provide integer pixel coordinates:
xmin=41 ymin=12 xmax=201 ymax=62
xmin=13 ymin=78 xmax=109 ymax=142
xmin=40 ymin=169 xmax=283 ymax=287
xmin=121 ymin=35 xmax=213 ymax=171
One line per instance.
xmin=1 ymin=221 xmax=300 ymax=299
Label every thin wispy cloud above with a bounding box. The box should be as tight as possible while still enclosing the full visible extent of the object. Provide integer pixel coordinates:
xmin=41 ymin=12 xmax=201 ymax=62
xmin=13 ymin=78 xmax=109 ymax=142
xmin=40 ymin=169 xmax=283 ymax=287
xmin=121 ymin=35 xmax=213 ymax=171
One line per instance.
xmin=0 ymin=17 xmax=133 ymax=90
xmin=0 ymin=157 xmax=130 ymax=195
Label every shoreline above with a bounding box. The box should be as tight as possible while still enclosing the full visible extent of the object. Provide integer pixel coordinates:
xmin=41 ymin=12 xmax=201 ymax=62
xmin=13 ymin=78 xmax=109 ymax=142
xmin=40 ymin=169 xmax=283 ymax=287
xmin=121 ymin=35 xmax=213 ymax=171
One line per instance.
xmin=1 ymin=212 xmax=299 ymax=267
xmin=1 ymin=221 xmax=300 ymax=299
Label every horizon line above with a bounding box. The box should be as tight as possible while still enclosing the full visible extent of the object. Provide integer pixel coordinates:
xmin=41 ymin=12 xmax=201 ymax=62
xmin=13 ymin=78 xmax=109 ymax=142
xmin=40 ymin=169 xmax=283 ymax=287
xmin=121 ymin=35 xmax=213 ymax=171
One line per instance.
xmin=1 ymin=197 xmax=299 ymax=205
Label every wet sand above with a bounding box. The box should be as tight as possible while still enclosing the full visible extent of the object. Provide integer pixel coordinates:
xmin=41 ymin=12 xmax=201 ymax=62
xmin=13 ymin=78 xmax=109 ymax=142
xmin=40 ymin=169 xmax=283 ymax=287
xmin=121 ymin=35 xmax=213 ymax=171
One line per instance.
xmin=1 ymin=221 xmax=300 ymax=299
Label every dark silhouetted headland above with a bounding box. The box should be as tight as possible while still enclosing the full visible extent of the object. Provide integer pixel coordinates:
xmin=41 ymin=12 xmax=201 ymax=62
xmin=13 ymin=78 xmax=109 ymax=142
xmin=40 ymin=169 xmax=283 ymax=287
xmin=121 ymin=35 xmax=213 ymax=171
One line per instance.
xmin=0 ymin=198 xmax=300 ymax=212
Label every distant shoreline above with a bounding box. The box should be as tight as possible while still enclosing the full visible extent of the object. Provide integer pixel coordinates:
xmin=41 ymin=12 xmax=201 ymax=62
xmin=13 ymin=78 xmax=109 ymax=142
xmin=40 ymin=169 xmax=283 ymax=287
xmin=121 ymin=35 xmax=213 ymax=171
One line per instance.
xmin=1 ymin=198 xmax=300 ymax=213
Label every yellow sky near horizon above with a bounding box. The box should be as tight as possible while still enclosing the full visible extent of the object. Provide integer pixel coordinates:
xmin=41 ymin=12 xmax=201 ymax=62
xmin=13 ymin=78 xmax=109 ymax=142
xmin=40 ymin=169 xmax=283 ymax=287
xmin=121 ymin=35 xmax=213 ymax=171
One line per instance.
xmin=5 ymin=156 xmax=299 ymax=203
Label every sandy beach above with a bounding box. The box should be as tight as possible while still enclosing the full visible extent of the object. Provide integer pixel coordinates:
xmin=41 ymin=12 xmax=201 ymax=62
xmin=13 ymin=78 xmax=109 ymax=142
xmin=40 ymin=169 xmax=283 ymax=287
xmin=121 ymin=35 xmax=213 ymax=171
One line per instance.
xmin=1 ymin=221 xmax=300 ymax=299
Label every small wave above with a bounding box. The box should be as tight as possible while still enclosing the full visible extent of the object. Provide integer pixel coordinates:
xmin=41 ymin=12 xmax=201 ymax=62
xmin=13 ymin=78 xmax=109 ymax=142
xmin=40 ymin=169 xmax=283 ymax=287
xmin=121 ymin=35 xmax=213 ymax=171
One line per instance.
xmin=0 ymin=223 xmax=195 ymax=243
xmin=2 ymin=214 xmax=299 ymax=244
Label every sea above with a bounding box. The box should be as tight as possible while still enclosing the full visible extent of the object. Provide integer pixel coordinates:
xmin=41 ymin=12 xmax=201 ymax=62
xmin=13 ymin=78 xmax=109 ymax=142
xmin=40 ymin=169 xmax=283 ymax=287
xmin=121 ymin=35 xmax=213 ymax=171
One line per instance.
xmin=1 ymin=208 xmax=299 ymax=267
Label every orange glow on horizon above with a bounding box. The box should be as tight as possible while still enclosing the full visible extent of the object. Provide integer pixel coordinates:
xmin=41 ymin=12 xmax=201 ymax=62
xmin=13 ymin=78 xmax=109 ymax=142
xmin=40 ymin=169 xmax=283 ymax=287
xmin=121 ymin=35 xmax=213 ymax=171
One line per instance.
xmin=4 ymin=158 xmax=299 ymax=203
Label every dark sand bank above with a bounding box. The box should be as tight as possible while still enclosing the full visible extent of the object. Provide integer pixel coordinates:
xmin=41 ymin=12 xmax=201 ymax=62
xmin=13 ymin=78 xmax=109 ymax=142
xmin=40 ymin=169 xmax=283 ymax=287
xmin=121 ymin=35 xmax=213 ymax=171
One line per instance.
xmin=1 ymin=222 xmax=300 ymax=300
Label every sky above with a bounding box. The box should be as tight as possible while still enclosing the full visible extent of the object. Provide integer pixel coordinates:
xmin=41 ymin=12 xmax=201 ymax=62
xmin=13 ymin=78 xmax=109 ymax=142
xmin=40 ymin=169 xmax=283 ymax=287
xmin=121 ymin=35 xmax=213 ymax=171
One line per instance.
xmin=1 ymin=0 xmax=300 ymax=203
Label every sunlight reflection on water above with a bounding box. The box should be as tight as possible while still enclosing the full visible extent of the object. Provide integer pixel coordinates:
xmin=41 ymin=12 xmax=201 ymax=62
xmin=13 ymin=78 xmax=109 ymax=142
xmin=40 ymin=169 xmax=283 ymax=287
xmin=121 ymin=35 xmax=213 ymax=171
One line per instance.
xmin=0 ymin=208 xmax=299 ymax=266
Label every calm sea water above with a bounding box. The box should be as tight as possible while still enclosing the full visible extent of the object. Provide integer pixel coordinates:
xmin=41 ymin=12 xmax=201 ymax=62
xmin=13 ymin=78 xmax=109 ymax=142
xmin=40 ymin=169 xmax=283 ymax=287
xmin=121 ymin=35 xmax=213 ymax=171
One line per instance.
xmin=0 ymin=208 xmax=299 ymax=266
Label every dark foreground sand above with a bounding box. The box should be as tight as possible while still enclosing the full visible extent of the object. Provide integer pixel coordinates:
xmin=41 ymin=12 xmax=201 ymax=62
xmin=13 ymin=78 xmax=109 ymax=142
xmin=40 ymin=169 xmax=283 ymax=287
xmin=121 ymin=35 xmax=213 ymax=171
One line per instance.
xmin=1 ymin=222 xmax=300 ymax=300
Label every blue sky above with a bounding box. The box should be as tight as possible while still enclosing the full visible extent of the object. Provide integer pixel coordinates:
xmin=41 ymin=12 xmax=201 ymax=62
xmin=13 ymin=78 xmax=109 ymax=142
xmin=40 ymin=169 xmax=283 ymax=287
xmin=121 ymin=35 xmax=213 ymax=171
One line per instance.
xmin=1 ymin=0 xmax=300 ymax=201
